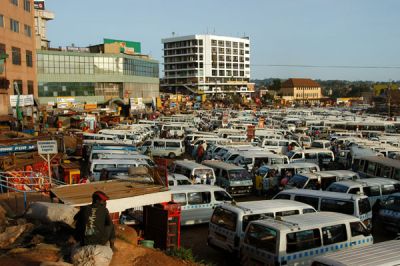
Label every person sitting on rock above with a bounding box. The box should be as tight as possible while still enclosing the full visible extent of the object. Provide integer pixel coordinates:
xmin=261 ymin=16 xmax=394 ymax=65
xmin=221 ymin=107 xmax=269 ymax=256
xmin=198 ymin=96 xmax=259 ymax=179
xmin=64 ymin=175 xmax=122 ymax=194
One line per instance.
xmin=74 ymin=191 xmax=116 ymax=251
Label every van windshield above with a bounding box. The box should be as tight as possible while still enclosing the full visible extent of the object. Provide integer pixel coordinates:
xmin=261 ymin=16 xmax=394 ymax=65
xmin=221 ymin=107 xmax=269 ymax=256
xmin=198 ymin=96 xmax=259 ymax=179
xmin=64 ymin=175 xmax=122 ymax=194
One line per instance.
xmin=287 ymin=175 xmax=308 ymax=188
xmin=358 ymin=198 xmax=371 ymax=215
xmin=194 ymin=169 xmax=214 ymax=179
xmin=242 ymin=213 xmax=274 ymax=232
xmin=228 ymin=170 xmax=251 ymax=181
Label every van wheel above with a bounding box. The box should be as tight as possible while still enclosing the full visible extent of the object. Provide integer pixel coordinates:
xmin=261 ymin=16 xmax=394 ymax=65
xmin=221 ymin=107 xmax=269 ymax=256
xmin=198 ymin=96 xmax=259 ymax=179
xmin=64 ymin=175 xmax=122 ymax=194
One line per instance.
xmin=168 ymin=153 xmax=176 ymax=159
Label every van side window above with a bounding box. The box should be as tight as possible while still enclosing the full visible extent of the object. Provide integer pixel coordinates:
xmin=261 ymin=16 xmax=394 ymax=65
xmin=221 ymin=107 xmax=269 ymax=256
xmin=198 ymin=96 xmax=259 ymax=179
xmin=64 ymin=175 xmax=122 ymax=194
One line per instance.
xmin=292 ymin=153 xmax=302 ymax=159
xmin=350 ymin=222 xmax=369 ymax=237
xmin=348 ymin=187 xmax=360 ymax=194
xmin=242 ymin=213 xmax=274 ymax=232
xmin=210 ymin=207 xmax=237 ymax=231
xmin=274 ymin=193 xmax=291 ymax=200
xmin=244 ymin=224 xmax=277 ymax=253
xmin=166 ymin=142 xmax=180 ymax=148
xmin=363 ymin=186 xmax=380 ymax=197
xmin=154 ymin=141 xmax=165 ymax=148
xmin=305 ymin=153 xmax=317 ymax=159
xmin=188 ymin=192 xmax=211 ymax=205
xmin=381 ymin=185 xmax=395 ymax=195
xmin=303 ymin=208 xmax=316 ymax=214
xmin=168 ymin=180 xmax=174 ymax=186
xmin=320 ymin=199 xmax=354 ymax=215
xmin=276 ymin=210 xmax=299 ymax=217
xmin=322 ymin=224 xmax=347 ymax=245
xmin=286 ymin=229 xmax=321 ymax=253
xmin=142 ymin=141 xmax=152 ymax=147
xmin=214 ymin=191 xmax=233 ymax=202
xmin=294 ymin=196 xmax=319 ymax=209
xmin=172 ymin=193 xmax=187 ymax=206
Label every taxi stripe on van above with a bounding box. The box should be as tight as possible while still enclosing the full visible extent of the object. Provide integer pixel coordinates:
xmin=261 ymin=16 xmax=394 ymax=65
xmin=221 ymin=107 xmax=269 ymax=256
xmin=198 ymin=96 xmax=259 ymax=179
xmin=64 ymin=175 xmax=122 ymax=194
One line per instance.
xmin=278 ymin=236 xmax=373 ymax=263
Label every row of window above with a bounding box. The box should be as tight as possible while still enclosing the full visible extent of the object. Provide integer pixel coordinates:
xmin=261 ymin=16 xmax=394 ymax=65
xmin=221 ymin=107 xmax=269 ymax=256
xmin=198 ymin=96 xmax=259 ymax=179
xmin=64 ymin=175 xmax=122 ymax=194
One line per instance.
xmin=0 ymin=43 xmax=33 ymax=67
xmin=211 ymin=40 xmax=248 ymax=48
xmin=211 ymin=63 xmax=249 ymax=69
xmin=37 ymin=54 xmax=159 ymax=77
xmin=295 ymin=93 xmax=320 ymax=98
xmin=212 ymin=70 xmax=246 ymax=77
xmin=12 ymin=79 xmax=34 ymax=95
xmin=0 ymin=15 xmax=32 ymax=37
xmin=245 ymin=221 xmax=367 ymax=254
xmin=164 ymin=40 xmax=204 ymax=49
xmin=38 ymin=82 xmax=96 ymax=97
xmin=212 ymin=47 xmax=249 ymax=55
xmin=10 ymin=0 xmax=32 ymax=12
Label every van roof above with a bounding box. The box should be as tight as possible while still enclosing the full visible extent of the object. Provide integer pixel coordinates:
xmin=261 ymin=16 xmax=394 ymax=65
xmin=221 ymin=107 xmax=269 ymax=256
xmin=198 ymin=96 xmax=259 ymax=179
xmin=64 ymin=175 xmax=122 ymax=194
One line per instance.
xmin=202 ymin=160 xmax=245 ymax=170
xmin=169 ymin=185 xmax=226 ymax=192
xmin=270 ymin=162 xmax=320 ymax=169
xmin=251 ymin=212 xmax=359 ymax=232
xmin=174 ymin=160 xmax=213 ymax=170
xmin=221 ymin=200 xmax=315 ymax=214
xmin=313 ymin=240 xmax=400 ymax=266
xmin=333 ymin=177 xmax=400 ymax=188
xmin=277 ymin=188 xmax=368 ymax=200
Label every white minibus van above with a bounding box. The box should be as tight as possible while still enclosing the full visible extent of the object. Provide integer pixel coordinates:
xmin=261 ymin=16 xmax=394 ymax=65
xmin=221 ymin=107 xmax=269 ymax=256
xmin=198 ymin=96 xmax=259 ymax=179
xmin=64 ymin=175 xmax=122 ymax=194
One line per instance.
xmin=170 ymin=185 xmax=233 ymax=225
xmin=90 ymin=159 xmax=149 ymax=180
xmin=172 ymin=160 xmax=216 ymax=185
xmin=139 ymin=139 xmax=185 ymax=158
xmin=326 ymin=177 xmax=400 ymax=206
xmin=288 ymin=148 xmax=335 ymax=168
xmin=285 ymin=170 xmax=360 ymax=191
xmin=311 ymin=239 xmax=400 ymax=266
xmin=202 ymin=160 xmax=253 ymax=196
xmin=208 ymin=200 xmax=316 ymax=253
xmin=241 ymin=212 xmax=373 ymax=266
xmin=83 ymin=133 xmax=121 ymax=145
xmin=274 ymin=189 xmax=372 ymax=229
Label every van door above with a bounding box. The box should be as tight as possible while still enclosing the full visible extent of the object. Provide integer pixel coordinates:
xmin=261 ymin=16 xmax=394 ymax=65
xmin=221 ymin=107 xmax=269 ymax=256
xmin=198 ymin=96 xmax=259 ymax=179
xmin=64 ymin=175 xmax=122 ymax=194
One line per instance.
xmin=184 ymin=191 xmax=213 ymax=224
xmin=209 ymin=206 xmax=238 ymax=252
xmin=349 ymin=221 xmax=372 ymax=247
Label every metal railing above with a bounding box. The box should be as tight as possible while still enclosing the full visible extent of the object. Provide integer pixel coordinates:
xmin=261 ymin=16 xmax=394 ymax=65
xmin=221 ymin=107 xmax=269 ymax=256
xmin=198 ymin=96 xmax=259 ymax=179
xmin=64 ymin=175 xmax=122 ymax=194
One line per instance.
xmin=0 ymin=171 xmax=65 ymax=209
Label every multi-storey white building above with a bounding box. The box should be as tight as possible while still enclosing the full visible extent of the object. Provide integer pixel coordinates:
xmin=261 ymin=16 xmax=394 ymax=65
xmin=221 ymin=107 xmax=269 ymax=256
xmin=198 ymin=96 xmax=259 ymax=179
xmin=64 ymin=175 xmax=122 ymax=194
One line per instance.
xmin=162 ymin=34 xmax=252 ymax=94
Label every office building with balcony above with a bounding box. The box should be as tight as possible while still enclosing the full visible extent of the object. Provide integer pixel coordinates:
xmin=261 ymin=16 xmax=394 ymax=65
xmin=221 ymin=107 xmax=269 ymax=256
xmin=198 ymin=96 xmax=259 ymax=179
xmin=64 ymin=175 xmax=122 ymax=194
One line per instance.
xmin=0 ymin=0 xmax=37 ymax=115
xmin=162 ymin=34 xmax=253 ymax=95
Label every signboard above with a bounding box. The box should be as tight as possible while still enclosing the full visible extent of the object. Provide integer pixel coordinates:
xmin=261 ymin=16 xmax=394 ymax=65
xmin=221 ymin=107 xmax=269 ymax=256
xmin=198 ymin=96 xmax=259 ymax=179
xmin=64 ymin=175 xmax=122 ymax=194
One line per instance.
xmin=37 ymin=140 xmax=58 ymax=154
xmin=0 ymin=144 xmax=36 ymax=155
xmin=9 ymin=95 xmax=34 ymax=107
xmin=57 ymin=97 xmax=75 ymax=108
xmin=34 ymin=0 xmax=45 ymax=10
xmin=84 ymin=103 xmax=97 ymax=110
xmin=104 ymin=38 xmax=141 ymax=54
xmin=130 ymin=97 xmax=145 ymax=110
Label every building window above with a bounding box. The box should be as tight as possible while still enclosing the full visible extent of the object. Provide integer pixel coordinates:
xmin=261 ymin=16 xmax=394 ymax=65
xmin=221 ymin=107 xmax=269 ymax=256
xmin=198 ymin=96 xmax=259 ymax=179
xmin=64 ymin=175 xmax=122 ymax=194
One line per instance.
xmin=10 ymin=0 xmax=18 ymax=6
xmin=27 ymin=81 xmax=34 ymax=95
xmin=10 ymin=19 xmax=19 ymax=33
xmin=12 ymin=47 xmax=21 ymax=65
xmin=26 ymin=50 xmax=32 ymax=67
xmin=24 ymin=25 xmax=31 ymax=37
xmin=23 ymin=0 xmax=30 ymax=12
xmin=13 ymin=80 xmax=22 ymax=94
xmin=0 ymin=15 xmax=4 ymax=28
xmin=0 ymin=43 xmax=5 ymax=55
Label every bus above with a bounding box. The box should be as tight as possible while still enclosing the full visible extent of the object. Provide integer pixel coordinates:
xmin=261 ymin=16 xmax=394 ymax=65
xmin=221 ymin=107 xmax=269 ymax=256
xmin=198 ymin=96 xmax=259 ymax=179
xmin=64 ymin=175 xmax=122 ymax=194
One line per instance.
xmin=354 ymin=156 xmax=400 ymax=180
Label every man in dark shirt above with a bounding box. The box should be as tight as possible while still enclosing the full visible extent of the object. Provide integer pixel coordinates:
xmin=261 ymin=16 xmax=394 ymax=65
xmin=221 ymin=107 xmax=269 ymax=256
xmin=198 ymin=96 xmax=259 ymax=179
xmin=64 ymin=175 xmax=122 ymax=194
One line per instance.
xmin=74 ymin=191 xmax=116 ymax=250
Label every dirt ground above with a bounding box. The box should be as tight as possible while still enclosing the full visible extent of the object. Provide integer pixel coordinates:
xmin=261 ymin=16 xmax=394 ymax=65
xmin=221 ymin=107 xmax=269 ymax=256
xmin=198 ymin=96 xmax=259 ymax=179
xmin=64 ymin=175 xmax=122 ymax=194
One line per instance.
xmin=111 ymin=239 xmax=198 ymax=266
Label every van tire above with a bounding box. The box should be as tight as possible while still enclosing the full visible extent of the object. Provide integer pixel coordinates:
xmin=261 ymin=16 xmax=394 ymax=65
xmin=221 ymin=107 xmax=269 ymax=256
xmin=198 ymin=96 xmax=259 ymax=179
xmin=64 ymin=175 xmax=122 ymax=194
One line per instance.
xmin=168 ymin=152 xmax=176 ymax=159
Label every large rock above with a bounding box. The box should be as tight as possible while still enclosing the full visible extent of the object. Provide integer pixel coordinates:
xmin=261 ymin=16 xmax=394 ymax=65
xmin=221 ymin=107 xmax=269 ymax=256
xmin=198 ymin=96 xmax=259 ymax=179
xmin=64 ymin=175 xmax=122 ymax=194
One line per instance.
xmin=71 ymin=245 xmax=113 ymax=266
xmin=7 ymin=244 xmax=62 ymax=264
xmin=25 ymin=202 xmax=79 ymax=226
xmin=0 ymin=223 xmax=33 ymax=249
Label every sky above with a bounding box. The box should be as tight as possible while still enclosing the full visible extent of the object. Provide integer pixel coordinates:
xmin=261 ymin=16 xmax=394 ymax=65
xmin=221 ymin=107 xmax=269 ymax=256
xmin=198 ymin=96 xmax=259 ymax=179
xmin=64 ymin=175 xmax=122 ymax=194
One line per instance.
xmin=45 ymin=0 xmax=400 ymax=81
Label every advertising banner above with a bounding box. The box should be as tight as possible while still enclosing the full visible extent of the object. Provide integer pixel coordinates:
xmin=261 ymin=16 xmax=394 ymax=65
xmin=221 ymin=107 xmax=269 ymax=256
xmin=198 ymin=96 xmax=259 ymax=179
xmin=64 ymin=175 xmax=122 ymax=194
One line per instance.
xmin=9 ymin=95 xmax=34 ymax=107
